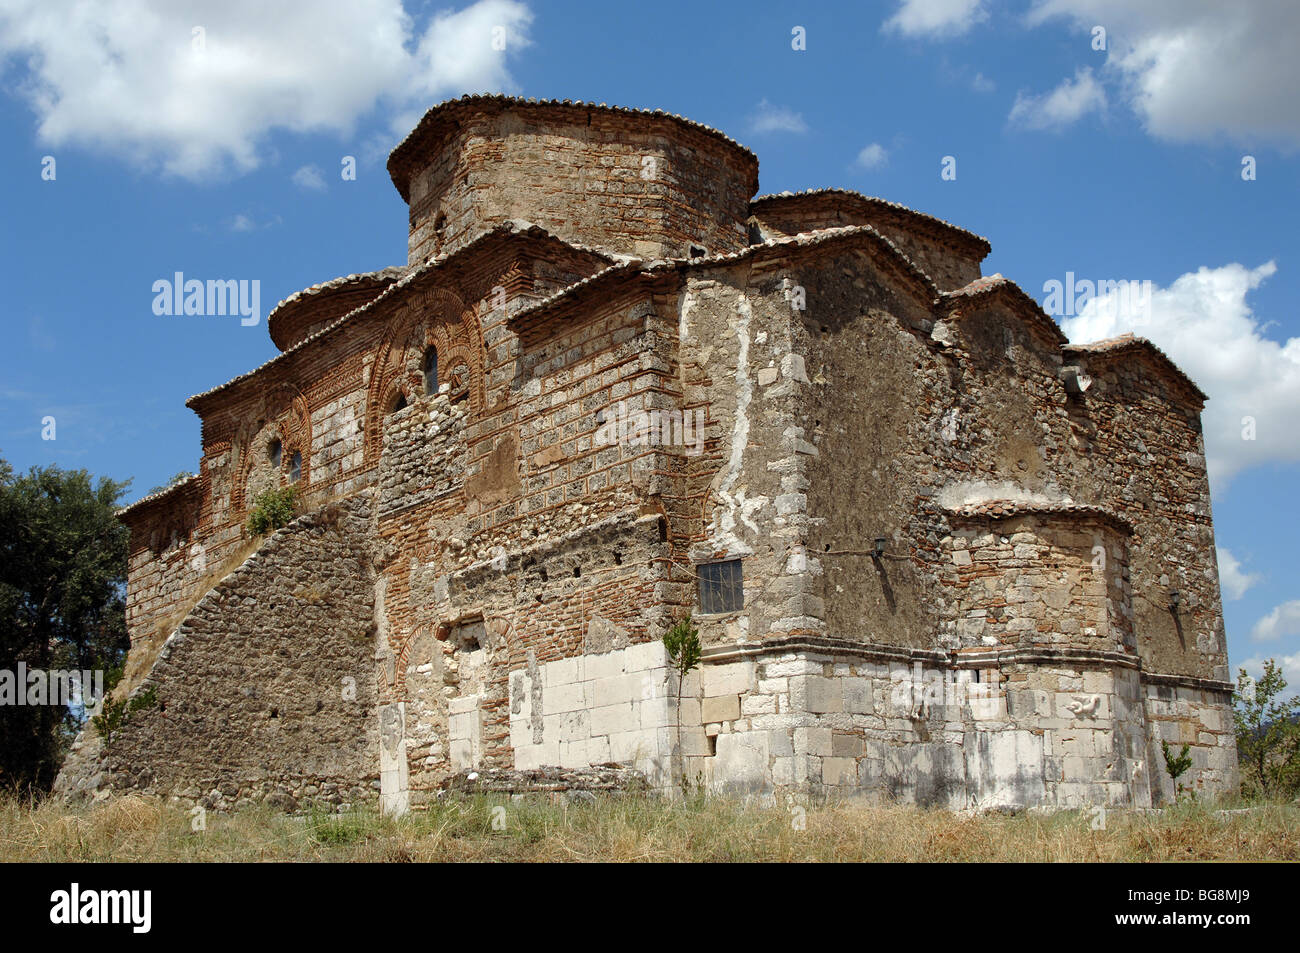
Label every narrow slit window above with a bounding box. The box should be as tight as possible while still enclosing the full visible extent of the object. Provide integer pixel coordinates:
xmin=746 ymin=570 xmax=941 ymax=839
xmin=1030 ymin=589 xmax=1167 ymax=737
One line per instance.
xmin=424 ymin=347 xmax=438 ymax=395
xmin=269 ymin=438 xmax=282 ymax=469
xmin=698 ymin=559 xmax=743 ymax=614
xmin=289 ymin=451 xmax=302 ymax=483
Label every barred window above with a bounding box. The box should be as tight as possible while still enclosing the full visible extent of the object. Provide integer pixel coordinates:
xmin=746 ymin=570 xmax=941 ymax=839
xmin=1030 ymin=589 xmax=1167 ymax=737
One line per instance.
xmin=698 ymin=559 xmax=743 ymax=614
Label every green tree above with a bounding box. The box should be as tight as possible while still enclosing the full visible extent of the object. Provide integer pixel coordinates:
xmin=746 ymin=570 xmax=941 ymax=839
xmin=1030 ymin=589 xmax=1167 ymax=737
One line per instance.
xmin=0 ymin=458 xmax=130 ymax=793
xmin=1234 ymin=659 xmax=1300 ymax=799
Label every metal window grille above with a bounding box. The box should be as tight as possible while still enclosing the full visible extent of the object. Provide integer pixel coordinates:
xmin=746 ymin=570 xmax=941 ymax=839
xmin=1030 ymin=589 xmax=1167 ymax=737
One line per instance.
xmin=698 ymin=559 xmax=743 ymax=614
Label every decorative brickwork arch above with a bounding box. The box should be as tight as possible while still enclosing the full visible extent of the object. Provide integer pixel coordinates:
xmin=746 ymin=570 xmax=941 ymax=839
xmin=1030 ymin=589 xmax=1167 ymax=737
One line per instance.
xmin=364 ymin=284 xmax=484 ymax=465
xmin=232 ymin=382 xmax=311 ymax=511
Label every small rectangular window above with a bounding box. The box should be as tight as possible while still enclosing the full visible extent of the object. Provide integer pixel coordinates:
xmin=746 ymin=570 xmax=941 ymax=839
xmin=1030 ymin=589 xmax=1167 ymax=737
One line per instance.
xmin=698 ymin=559 xmax=743 ymax=614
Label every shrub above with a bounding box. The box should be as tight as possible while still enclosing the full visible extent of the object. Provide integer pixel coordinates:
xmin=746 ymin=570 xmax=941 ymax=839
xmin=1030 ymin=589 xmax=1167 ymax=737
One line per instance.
xmin=91 ymin=685 xmax=160 ymax=741
xmin=246 ymin=486 xmax=299 ymax=536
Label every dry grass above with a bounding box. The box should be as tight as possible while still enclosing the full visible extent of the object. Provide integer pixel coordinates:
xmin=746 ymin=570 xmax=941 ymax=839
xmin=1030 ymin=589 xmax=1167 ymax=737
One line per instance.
xmin=2 ymin=793 xmax=1295 ymax=862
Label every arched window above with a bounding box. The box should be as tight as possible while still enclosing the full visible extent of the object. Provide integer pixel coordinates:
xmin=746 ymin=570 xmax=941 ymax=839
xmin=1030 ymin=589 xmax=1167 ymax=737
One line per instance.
xmin=391 ymin=393 xmax=407 ymax=415
xmin=424 ymin=347 xmax=438 ymax=395
xmin=269 ymin=438 xmax=282 ymax=469
xmin=289 ymin=451 xmax=302 ymax=483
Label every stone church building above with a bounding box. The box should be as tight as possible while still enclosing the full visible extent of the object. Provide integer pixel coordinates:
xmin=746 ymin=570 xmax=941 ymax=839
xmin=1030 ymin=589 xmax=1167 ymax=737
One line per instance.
xmin=58 ymin=95 xmax=1238 ymax=812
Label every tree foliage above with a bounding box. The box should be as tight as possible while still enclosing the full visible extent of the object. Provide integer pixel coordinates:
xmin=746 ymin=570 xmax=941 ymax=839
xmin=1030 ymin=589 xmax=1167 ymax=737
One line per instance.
xmin=0 ymin=458 xmax=130 ymax=793
xmin=1234 ymin=660 xmax=1300 ymax=799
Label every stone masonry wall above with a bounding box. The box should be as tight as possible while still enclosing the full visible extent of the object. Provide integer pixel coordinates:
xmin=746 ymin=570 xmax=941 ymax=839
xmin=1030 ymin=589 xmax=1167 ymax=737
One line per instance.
xmin=61 ymin=496 xmax=380 ymax=810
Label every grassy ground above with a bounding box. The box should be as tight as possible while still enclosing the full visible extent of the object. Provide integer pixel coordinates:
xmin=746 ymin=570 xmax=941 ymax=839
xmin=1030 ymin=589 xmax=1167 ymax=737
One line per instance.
xmin=1 ymin=793 xmax=1296 ymax=862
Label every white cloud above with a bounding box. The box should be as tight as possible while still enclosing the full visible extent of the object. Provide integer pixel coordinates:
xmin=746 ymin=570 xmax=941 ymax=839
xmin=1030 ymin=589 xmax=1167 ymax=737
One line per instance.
xmin=1237 ymin=651 xmax=1300 ymax=690
xmin=1216 ymin=547 xmax=1260 ymax=601
xmin=1061 ymin=261 xmax=1300 ymax=486
xmin=227 ymin=212 xmax=280 ymax=232
xmin=884 ymin=0 xmax=987 ymax=38
xmin=855 ymin=143 xmax=888 ymax=169
xmin=0 ymin=0 xmax=534 ymax=180
xmin=971 ymin=72 xmax=995 ymax=93
xmin=291 ymin=164 xmax=327 ymax=191
xmin=1008 ymin=67 xmax=1106 ymax=130
xmin=1027 ymin=0 xmax=1300 ymax=146
xmin=1251 ymin=601 xmax=1300 ymax=642
xmin=748 ymin=99 xmax=808 ymax=135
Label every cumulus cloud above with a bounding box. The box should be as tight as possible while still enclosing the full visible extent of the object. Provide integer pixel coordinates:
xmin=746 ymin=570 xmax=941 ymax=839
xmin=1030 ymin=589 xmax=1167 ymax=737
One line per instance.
xmin=1251 ymin=601 xmax=1300 ymax=643
xmin=1216 ymin=547 xmax=1260 ymax=601
xmin=0 ymin=0 xmax=534 ymax=180
xmin=1008 ymin=67 xmax=1106 ymax=129
xmin=1237 ymin=652 xmax=1300 ymax=692
xmin=1027 ymin=0 xmax=1300 ymax=146
xmin=855 ymin=143 xmax=888 ymax=169
xmin=1060 ymin=261 xmax=1300 ymax=487
xmin=748 ymin=99 xmax=808 ymax=135
xmin=291 ymin=164 xmax=327 ymax=191
xmin=884 ymin=0 xmax=987 ymax=38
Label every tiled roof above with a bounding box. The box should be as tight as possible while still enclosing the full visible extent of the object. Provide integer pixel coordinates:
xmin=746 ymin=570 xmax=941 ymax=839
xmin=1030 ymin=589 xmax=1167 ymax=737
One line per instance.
xmin=185 ymin=221 xmax=615 ymax=408
xmin=388 ymin=94 xmax=759 ymax=202
xmin=944 ymin=499 xmax=1134 ymax=534
xmin=941 ymin=274 xmax=1068 ymax=345
xmin=117 ymin=473 xmax=200 ymax=519
xmin=508 ymin=224 xmax=942 ymax=333
xmin=266 ymin=267 xmax=407 ymax=351
xmin=751 ymin=188 xmax=991 ymax=257
xmin=267 ymin=267 xmax=407 ymax=318
xmin=1063 ymin=333 xmax=1207 ymax=402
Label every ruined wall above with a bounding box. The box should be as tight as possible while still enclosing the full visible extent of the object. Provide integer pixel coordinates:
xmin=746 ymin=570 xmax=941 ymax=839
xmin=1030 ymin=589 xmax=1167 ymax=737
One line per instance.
xmin=395 ymin=104 xmax=757 ymax=264
xmin=73 ymin=497 xmax=380 ymax=810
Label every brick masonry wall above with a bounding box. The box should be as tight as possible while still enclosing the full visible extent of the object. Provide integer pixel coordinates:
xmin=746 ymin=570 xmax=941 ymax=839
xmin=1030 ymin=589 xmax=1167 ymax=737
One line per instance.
xmin=404 ymin=108 xmax=755 ymax=264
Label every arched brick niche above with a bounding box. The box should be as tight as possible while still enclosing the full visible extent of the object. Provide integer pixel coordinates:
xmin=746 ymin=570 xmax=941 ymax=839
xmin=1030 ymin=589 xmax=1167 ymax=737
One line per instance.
xmin=364 ymin=285 xmax=484 ymax=467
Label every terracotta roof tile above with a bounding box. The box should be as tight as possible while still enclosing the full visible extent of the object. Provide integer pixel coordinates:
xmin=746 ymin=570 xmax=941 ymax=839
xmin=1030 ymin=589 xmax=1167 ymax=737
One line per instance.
xmin=186 ymin=221 xmax=614 ymax=408
xmin=507 ymin=224 xmax=942 ymax=333
xmin=117 ymin=474 xmax=200 ymax=518
xmin=1063 ymin=334 xmax=1207 ymax=402
xmin=941 ymin=274 xmax=1069 ymax=345
xmin=943 ymin=499 xmax=1134 ymax=534
xmin=751 ymin=188 xmax=991 ymax=257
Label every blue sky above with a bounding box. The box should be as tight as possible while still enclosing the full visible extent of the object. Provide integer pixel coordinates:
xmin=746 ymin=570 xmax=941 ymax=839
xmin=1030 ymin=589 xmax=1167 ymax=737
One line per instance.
xmin=0 ymin=0 xmax=1296 ymax=683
